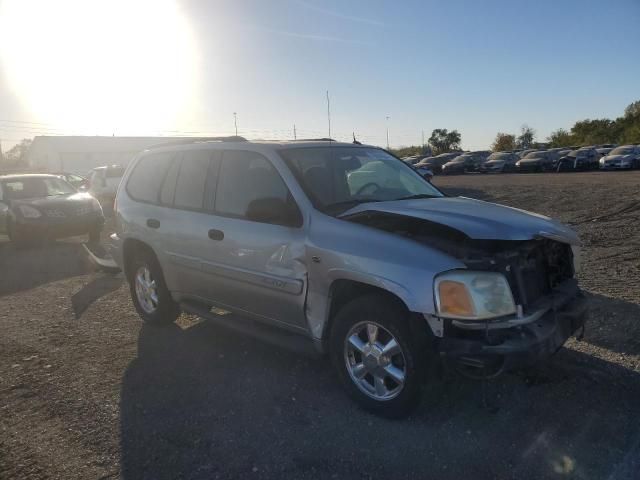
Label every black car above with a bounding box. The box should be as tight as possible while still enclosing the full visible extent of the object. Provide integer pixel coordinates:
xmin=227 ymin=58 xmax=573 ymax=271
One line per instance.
xmin=441 ymin=152 xmax=486 ymax=174
xmin=417 ymin=152 xmax=461 ymax=174
xmin=0 ymin=174 xmax=104 ymax=245
xmin=556 ymin=148 xmax=600 ymax=172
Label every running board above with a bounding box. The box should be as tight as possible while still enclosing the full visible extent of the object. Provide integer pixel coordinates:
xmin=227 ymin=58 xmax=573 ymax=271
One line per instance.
xmin=82 ymin=243 xmax=121 ymax=273
xmin=180 ymin=301 xmax=322 ymax=357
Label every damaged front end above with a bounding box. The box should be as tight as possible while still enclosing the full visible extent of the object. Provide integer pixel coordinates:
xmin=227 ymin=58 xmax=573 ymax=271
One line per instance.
xmin=344 ymin=209 xmax=588 ymax=377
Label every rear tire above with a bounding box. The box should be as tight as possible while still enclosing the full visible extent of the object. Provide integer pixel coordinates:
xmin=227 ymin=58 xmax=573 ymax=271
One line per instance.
xmin=128 ymin=248 xmax=179 ymax=326
xmin=330 ymin=294 xmax=426 ymax=418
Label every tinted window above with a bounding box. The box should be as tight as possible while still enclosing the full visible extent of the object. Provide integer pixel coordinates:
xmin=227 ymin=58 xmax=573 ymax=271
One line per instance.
xmin=216 ymin=151 xmax=291 ymax=221
xmin=173 ymin=150 xmax=212 ymax=210
xmin=159 ymin=158 xmax=180 ymax=206
xmin=127 ymin=153 xmax=173 ymax=203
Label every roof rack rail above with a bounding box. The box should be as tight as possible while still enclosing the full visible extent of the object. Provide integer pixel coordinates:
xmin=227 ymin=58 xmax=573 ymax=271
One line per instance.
xmin=147 ymin=136 xmax=248 ymax=149
xmin=291 ymin=138 xmax=336 ymax=142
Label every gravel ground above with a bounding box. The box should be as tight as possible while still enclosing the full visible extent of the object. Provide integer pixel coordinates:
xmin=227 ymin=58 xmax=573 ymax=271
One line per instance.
xmin=1 ymin=171 xmax=639 ymax=480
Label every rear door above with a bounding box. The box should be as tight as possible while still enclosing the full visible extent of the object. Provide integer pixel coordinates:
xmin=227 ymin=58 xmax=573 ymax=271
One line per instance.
xmin=152 ymin=149 xmax=222 ymax=300
xmin=0 ymin=184 xmax=7 ymax=234
xmin=198 ymin=149 xmax=308 ymax=329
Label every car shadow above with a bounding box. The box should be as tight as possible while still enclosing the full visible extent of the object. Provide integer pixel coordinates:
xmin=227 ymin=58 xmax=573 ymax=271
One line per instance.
xmin=71 ymin=273 xmax=124 ymax=319
xmin=0 ymin=237 xmax=94 ymax=297
xmin=581 ymin=292 xmax=640 ymax=356
xmin=119 ymin=316 xmax=640 ymax=480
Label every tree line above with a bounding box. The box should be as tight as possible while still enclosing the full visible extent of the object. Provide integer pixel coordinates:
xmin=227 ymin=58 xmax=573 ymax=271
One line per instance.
xmin=390 ymin=99 xmax=640 ymax=157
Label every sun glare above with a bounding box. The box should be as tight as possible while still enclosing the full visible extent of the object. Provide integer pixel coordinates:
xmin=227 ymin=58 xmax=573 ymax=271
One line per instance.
xmin=0 ymin=0 xmax=198 ymax=134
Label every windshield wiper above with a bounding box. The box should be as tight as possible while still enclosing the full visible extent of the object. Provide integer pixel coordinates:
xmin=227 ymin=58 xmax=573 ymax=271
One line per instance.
xmin=394 ymin=193 xmax=438 ymax=201
xmin=323 ymin=198 xmax=381 ymax=214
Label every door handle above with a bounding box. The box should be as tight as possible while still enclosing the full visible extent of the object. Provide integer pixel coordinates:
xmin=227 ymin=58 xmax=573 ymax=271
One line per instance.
xmin=147 ymin=218 xmax=160 ymax=229
xmin=208 ymin=229 xmax=224 ymax=241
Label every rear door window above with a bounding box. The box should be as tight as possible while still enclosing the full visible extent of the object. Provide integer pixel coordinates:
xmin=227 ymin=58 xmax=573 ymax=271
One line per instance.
xmin=173 ymin=150 xmax=215 ymax=211
xmin=159 ymin=158 xmax=180 ymax=206
xmin=126 ymin=153 xmax=173 ymax=204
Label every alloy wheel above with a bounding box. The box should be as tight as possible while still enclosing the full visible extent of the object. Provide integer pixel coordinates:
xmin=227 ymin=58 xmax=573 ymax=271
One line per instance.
xmin=134 ymin=265 xmax=158 ymax=314
xmin=344 ymin=321 xmax=407 ymax=401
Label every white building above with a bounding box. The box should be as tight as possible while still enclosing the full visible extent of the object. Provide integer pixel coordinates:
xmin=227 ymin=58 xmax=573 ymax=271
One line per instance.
xmin=27 ymin=136 xmax=189 ymax=174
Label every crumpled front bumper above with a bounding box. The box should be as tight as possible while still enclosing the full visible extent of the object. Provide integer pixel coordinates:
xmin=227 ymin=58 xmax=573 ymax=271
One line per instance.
xmin=436 ymin=286 xmax=588 ymax=373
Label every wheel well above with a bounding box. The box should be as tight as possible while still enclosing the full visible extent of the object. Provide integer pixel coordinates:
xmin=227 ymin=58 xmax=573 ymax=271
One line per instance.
xmin=122 ymin=238 xmax=156 ymax=280
xmin=322 ymin=280 xmax=412 ymax=351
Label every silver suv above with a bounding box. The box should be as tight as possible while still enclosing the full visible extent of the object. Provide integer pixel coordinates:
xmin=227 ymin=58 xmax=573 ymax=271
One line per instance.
xmin=109 ymin=138 xmax=587 ymax=417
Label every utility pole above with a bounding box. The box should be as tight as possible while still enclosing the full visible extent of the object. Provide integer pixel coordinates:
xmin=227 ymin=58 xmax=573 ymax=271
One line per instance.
xmin=293 ymin=124 xmax=297 ymax=140
xmin=385 ymin=116 xmax=390 ymax=150
xmin=233 ymin=112 xmax=238 ymax=136
xmin=326 ymin=91 xmax=331 ymax=139
xmin=421 ymin=130 xmax=425 ymax=151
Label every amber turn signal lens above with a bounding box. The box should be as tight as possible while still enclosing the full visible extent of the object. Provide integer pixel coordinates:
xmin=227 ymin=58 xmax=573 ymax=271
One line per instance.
xmin=438 ymin=280 xmax=475 ymax=317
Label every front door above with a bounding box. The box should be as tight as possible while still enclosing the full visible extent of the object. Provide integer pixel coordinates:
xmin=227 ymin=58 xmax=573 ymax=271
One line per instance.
xmin=199 ymin=149 xmax=308 ymax=329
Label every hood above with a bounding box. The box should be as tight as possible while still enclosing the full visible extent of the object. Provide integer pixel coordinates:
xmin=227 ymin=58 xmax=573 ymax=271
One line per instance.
xmin=603 ymin=154 xmax=630 ymax=162
xmin=443 ymin=161 xmax=465 ymax=168
xmin=12 ymin=192 xmax=94 ymax=211
xmin=518 ymin=157 xmax=543 ymax=164
xmin=340 ymin=196 xmax=579 ymax=245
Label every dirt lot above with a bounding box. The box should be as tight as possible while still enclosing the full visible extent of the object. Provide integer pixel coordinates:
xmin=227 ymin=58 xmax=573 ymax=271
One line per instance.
xmin=1 ymin=171 xmax=639 ymax=480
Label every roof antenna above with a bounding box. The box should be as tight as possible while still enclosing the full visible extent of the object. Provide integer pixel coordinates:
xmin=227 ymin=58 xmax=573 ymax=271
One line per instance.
xmin=352 ymin=132 xmax=361 ymax=145
xmin=326 ymin=90 xmax=331 ymax=140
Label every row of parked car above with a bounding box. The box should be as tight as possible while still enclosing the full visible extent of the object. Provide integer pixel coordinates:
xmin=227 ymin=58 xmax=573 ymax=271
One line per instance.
xmin=403 ymin=144 xmax=640 ymax=175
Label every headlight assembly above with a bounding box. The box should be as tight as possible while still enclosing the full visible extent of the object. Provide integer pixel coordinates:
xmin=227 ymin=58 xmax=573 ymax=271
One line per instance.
xmin=434 ymin=271 xmax=516 ymax=320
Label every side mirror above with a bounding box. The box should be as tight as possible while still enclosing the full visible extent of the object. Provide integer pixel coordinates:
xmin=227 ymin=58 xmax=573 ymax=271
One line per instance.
xmin=246 ymin=197 xmax=302 ymax=227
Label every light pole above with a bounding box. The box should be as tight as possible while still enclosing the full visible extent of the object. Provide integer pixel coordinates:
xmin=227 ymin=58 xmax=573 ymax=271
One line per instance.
xmin=385 ymin=116 xmax=390 ymax=150
xmin=233 ymin=112 xmax=238 ymax=136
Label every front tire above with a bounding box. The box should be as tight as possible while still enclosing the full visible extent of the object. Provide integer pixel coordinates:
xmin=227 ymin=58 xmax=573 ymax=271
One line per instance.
xmin=128 ymin=249 xmax=179 ymax=326
xmin=330 ymin=295 xmax=425 ymax=418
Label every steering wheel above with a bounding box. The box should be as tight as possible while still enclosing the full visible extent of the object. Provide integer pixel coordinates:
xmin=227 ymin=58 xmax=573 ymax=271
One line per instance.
xmin=356 ymin=182 xmax=381 ymax=196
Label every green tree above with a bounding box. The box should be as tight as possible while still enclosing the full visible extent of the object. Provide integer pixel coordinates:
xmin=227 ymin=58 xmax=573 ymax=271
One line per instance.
xmin=624 ymin=100 xmax=640 ymax=118
xmin=428 ymin=128 xmax=461 ymax=154
xmin=547 ymin=128 xmax=575 ymax=147
xmin=516 ymin=125 xmax=535 ymax=149
xmin=491 ymin=132 xmax=516 ymax=152
xmin=1 ymin=138 xmax=32 ymax=169
xmin=570 ymin=119 xmax=619 ymax=145
xmin=618 ymin=111 xmax=640 ymax=144
xmin=390 ymin=145 xmax=431 ymax=158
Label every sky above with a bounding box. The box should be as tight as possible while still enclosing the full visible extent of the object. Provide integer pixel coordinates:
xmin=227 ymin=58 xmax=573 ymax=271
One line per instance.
xmin=1 ymin=0 xmax=639 ymax=152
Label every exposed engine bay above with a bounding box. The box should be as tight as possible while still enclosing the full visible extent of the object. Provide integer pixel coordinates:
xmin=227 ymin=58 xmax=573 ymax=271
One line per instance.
xmin=343 ymin=210 xmax=575 ymax=313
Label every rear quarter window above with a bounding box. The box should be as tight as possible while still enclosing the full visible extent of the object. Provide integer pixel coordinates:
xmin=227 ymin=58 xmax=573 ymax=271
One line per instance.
xmin=126 ymin=153 xmax=173 ymax=204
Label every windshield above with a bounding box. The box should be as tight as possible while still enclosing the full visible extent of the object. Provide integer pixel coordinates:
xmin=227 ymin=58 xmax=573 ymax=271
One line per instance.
xmin=524 ymin=151 xmax=546 ymax=159
xmin=487 ymin=152 xmax=511 ymax=160
xmin=280 ymin=146 xmax=443 ymax=214
xmin=450 ymin=156 xmax=468 ymax=163
xmin=610 ymin=146 xmax=634 ymax=155
xmin=106 ymin=167 xmax=125 ymax=178
xmin=1 ymin=177 xmax=76 ymax=199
